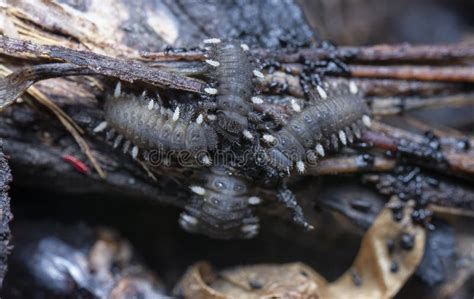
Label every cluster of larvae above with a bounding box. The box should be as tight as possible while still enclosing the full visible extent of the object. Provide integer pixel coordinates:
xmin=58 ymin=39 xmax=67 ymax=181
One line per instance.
xmin=94 ymin=38 xmax=372 ymax=239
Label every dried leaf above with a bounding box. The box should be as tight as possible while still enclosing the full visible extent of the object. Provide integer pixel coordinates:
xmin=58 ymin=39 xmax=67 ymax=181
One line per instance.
xmin=325 ymin=201 xmax=426 ymax=299
xmin=175 ymin=201 xmax=426 ymax=299
xmin=175 ymin=262 xmax=322 ymax=299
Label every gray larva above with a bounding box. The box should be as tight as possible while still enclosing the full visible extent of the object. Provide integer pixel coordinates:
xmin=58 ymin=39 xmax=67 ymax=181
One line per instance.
xmin=179 ymin=166 xmax=260 ymax=239
xmin=102 ymin=86 xmax=218 ymax=161
xmin=265 ymin=82 xmax=371 ymax=173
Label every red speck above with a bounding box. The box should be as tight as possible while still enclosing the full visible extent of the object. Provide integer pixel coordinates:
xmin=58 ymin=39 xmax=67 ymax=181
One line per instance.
xmin=62 ymin=155 xmax=90 ymax=174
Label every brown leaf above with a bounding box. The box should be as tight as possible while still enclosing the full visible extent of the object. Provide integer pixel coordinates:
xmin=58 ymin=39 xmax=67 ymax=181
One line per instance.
xmin=175 ymin=200 xmax=426 ymax=299
xmin=325 ymin=200 xmax=426 ymax=299
xmin=175 ymin=262 xmax=322 ymax=299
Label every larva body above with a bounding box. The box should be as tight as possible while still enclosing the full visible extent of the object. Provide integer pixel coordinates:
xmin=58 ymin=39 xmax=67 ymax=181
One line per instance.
xmin=208 ymin=42 xmax=255 ymax=137
xmin=266 ymin=83 xmax=371 ymax=172
xmin=179 ymin=166 xmax=260 ymax=239
xmin=103 ymin=90 xmax=217 ymax=158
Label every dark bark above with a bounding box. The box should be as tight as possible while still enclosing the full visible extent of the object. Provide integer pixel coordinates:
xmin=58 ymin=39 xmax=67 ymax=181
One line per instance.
xmin=0 ymin=141 xmax=12 ymax=287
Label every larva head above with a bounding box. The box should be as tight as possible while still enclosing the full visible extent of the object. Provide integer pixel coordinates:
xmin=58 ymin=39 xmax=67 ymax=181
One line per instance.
xmin=266 ymin=147 xmax=293 ymax=172
xmin=274 ymin=129 xmax=306 ymax=161
xmin=216 ymin=111 xmax=249 ymax=135
xmin=216 ymin=95 xmax=250 ymax=135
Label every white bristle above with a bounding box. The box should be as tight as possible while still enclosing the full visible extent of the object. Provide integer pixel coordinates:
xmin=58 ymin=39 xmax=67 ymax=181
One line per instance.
xmin=190 ymin=185 xmax=206 ymax=196
xmin=123 ymin=140 xmax=131 ymax=153
xmin=316 ymin=143 xmax=325 ymax=157
xmin=251 ymin=96 xmax=263 ymax=104
xmin=93 ymin=121 xmax=107 ymax=133
xmin=291 ymin=99 xmax=301 ymax=112
xmin=207 ymin=114 xmax=217 ymax=121
xmin=339 ymin=130 xmax=347 ymax=145
xmin=181 ymin=214 xmax=198 ymax=225
xmin=240 ymin=43 xmax=249 ymax=51
xmin=253 ymin=69 xmax=264 ymax=79
xmin=262 ymin=134 xmax=276 ymax=144
xmin=203 ymin=38 xmax=221 ymax=44
xmin=205 ymin=59 xmax=220 ymax=67
xmin=113 ymin=81 xmax=121 ymax=98
xmin=113 ymin=135 xmax=123 ymax=148
xmin=362 ymin=115 xmax=372 ymax=127
xmin=241 ymin=224 xmax=259 ymax=233
xmin=141 ymin=90 xmax=147 ymax=98
xmin=131 ymin=146 xmax=139 ymax=159
xmin=243 ymin=129 xmax=254 ymax=140
xmin=201 ymin=155 xmax=212 ymax=166
xmin=172 ymin=107 xmax=180 ymax=121
xmin=248 ymin=196 xmax=261 ymax=205
xmin=148 ymin=99 xmax=154 ymax=111
xmin=196 ymin=114 xmax=204 ymax=124
xmin=316 ymin=85 xmax=327 ymax=99
xmin=349 ymin=81 xmax=358 ymax=94
xmin=296 ymin=161 xmax=305 ymax=174
xmin=204 ymin=87 xmax=218 ymax=95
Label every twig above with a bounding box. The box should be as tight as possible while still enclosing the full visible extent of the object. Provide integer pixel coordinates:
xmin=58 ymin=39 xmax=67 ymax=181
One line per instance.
xmin=371 ymin=93 xmax=474 ymax=115
xmin=256 ymin=43 xmax=474 ymax=64
xmin=0 ymin=63 xmax=95 ymax=111
xmin=305 ymin=155 xmax=396 ymax=175
xmin=0 ymin=36 xmax=207 ymax=94
xmin=363 ymin=122 xmax=474 ymax=176
xmin=138 ymin=50 xmax=205 ymax=62
xmin=349 ymin=65 xmax=474 ymax=83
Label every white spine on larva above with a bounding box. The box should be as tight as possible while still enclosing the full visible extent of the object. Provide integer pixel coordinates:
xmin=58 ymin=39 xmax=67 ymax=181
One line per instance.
xmin=190 ymin=185 xmax=206 ymax=195
xmin=252 ymin=69 xmax=264 ymax=79
xmin=148 ymin=99 xmax=154 ymax=111
xmin=262 ymin=134 xmax=276 ymax=144
xmin=203 ymin=38 xmax=221 ymax=44
xmin=131 ymin=146 xmax=139 ymax=159
xmin=93 ymin=121 xmax=108 ymax=133
xmin=204 ymin=87 xmax=218 ymax=95
xmin=316 ymin=85 xmax=327 ymax=99
xmin=113 ymin=135 xmax=123 ymax=148
xmin=241 ymin=224 xmax=259 ymax=233
xmin=240 ymin=43 xmax=250 ymax=51
xmin=291 ymin=99 xmax=301 ymax=112
xmin=243 ymin=129 xmax=254 ymax=140
xmin=207 ymin=114 xmax=217 ymax=121
xmin=205 ymin=59 xmax=220 ymax=67
xmin=196 ymin=114 xmax=204 ymax=125
xmin=339 ymin=130 xmax=347 ymax=145
xmin=296 ymin=160 xmax=305 ymax=174
xmin=114 ymin=81 xmax=121 ymax=98
xmin=349 ymin=81 xmax=358 ymax=94
xmin=251 ymin=96 xmax=263 ymax=104
xmin=181 ymin=213 xmax=198 ymax=225
xmin=172 ymin=107 xmax=180 ymax=122
xmin=316 ymin=143 xmax=325 ymax=157
xmin=247 ymin=196 xmax=262 ymax=205
xmin=362 ymin=115 xmax=372 ymax=127
xmin=201 ymin=155 xmax=212 ymax=166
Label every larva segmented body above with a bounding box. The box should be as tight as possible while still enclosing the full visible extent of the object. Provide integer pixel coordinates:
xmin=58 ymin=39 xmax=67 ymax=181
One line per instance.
xmin=207 ymin=41 xmax=256 ymax=138
xmin=103 ymin=88 xmax=217 ymax=160
xmin=179 ymin=166 xmax=260 ymax=239
xmin=266 ymin=83 xmax=371 ymax=173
